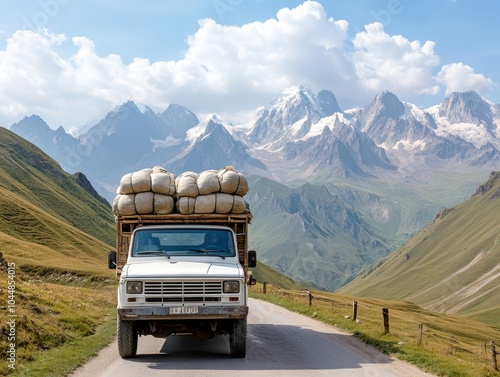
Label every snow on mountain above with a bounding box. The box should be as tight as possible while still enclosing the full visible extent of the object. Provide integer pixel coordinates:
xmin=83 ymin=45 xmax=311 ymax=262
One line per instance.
xmin=427 ymin=91 xmax=499 ymax=149
xmin=304 ymin=113 xmax=355 ymax=140
xmin=167 ymin=116 xmax=265 ymax=174
xmin=353 ymin=91 xmax=439 ymax=156
xmin=246 ymin=85 xmax=342 ymax=148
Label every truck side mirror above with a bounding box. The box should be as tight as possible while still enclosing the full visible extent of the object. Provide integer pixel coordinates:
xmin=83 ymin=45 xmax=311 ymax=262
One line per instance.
xmin=248 ymin=250 xmax=257 ymax=268
xmin=108 ymin=251 xmax=117 ymax=269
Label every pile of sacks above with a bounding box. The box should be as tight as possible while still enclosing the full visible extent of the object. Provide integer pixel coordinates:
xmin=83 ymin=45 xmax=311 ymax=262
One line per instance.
xmin=112 ymin=166 xmax=249 ymax=216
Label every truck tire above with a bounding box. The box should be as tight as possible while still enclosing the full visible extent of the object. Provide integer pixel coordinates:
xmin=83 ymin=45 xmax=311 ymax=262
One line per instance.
xmin=229 ymin=319 xmax=247 ymax=358
xmin=117 ymin=317 xmax=137 ymax=358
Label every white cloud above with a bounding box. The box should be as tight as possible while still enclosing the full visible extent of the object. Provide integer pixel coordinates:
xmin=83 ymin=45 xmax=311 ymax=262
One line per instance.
xmin=352 ymin=22 xmax=440 ymax=97
xmin=436 ymin=62 xmax=493 ymax=96
xmin=0 ymin=1 xmax=495 ymax=130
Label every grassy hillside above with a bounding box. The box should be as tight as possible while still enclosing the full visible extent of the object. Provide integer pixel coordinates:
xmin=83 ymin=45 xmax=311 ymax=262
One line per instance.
xmin=0 ymin=128 xmax=117 ymax=376
xmin=0 ymin=127 xmax=115 ymax=245
xmin=339 ymin=171 xmax=500 ymax=327
xmin=251 ymin=261 xmax=304 ymax=290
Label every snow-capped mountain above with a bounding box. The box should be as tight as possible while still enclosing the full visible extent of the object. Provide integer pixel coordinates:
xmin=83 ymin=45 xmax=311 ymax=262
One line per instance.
xmin=9 ymin=85 xmax=500 ymax=200
xmin=7 ymin=86 xmax=500 ymax=290
xmin=165 ymin=115 xmax=266 ymax=173
xmin=246 ymin=85 xmax=341 ymax=148
xmin=11 ymin=86 xmax=500 ymax=209
xmin=429 ymin=91 xmax=500 ymax=149
xmin=348 ymin=90 xmax=500 ymax=166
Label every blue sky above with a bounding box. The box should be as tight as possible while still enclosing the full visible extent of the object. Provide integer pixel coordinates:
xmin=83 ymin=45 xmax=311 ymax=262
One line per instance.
xmin=0 ymin=1 xmax=499 ymax=130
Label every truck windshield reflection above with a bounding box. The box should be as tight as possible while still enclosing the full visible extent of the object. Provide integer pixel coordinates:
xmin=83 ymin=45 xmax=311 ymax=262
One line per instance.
xmin=132 ymin=229 xmax=235 ymax=258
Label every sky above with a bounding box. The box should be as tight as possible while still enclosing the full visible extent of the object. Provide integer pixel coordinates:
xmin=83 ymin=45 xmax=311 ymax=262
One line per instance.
xmin=0 ymin=0 xmax=499 ymax=131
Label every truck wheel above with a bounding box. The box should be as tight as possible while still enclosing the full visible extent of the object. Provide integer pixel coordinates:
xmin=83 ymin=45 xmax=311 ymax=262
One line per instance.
xmin=229 ymin=319 xmax=247 ymax=358
xmin=117 ymin=317 xmax=137 ymax=358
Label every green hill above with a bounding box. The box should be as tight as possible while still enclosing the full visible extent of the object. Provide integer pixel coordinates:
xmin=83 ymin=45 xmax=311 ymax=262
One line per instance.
xmin=339 ymin=171 xmax=500 ymax=327
xmin=0 ymin=127 xmax=118 ymax=376
xmin=251 ymin=261 xmax=304 ymax=290
xmin=0 ymin=127 xmax=115 ymax=245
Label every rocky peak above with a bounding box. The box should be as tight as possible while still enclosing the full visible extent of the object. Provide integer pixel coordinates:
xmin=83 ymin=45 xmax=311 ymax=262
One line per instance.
xmin=366 ymin=91 xmax=405 ymax=120
xmin=10 ymin=115 xmax=52 ymax=136
xmin=248 ymin=86 xmax=333 ymax=146
xmin=438 ymin=91 xmax=492 ymax=126
xmin=317 ymin=90 xmax=342 ymax=116
xmin=160 ymin=104 xmax=199 ymax=138
xmin=71 ymin=172 xmax=110 ymax=208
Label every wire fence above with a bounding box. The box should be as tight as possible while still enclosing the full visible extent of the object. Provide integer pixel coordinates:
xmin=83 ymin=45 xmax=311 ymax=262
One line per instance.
xmin=252 ymin=282 xmax=499 ymax=373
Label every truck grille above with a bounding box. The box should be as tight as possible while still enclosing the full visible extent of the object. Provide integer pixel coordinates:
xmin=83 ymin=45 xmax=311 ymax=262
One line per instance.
xmin=144 ymin=281 xmax=223 ymax=303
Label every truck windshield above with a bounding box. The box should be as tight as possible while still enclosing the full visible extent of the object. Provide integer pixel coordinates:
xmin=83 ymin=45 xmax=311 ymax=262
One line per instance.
xmin=131 ymin=229 xmax=236 ymax=258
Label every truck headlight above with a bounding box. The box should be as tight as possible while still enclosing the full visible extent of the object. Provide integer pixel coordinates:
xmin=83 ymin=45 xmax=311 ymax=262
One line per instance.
xmin=223 ymin=281 xmax=240 ymax=293
xmin=126 ymin=281 xmax=143 ymax=294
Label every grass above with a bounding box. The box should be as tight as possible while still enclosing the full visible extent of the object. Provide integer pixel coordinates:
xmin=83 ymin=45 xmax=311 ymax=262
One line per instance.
xmin=9 ymin=310 xmax=117 ymax=377
xmin=250 ymin=261 xmax=303 ymax=290
xmin=0 ymin=262 xmax=117 ymax=377
xmin=0 ymin=127 xmax=115 ymax=245
xmin=250 ymin=284 xmax=500 ymax=377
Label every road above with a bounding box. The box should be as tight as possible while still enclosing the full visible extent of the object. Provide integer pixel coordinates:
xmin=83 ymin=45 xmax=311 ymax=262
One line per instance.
xmin=69 ymin=298 xmax=435 ymax=377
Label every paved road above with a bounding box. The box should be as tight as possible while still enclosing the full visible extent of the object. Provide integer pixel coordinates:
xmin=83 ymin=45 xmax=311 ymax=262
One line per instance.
xmin=69 ymin=298 xmax=435 ymax=377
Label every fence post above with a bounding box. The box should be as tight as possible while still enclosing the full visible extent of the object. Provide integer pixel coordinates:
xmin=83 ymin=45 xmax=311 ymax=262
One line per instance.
xmin=263 ymin=281 xmax=267 ymax=294
xmin=352 ymin=301 xmax=358 ymax=321
xmin=491 ymin=341 xmax=498 ymax=371
xmin=417 ymin=324 xmax=423 ymax=345
xmin=382 ymin=308 xmax=390 ymax=334
xmin=308 ymin=291 xmax=312 ymax=306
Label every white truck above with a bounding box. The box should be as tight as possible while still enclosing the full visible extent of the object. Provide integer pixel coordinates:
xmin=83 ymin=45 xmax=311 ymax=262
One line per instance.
xmin=108 ymin=213 xmax=256 ymax=358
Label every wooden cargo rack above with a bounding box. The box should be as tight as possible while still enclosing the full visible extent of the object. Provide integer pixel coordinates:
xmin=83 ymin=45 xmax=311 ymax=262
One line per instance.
xmin=115 ymin=213 xmax=252 ymax=276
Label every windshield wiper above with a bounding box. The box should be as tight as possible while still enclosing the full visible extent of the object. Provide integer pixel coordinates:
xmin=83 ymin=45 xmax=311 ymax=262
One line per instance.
xmin=188 ymin=249 xmax=226 ymax=259
xmin=135 ymin=250 xmax=169 ymax=256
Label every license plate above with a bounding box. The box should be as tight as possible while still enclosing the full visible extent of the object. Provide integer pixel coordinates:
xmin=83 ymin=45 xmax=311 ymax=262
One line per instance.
xmin=169 ymin=306 xmax=198 ymax=315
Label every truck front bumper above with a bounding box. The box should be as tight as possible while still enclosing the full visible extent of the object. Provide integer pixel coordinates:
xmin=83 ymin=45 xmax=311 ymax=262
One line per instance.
xmin=118 ymin=305 xmax=248 ymax=320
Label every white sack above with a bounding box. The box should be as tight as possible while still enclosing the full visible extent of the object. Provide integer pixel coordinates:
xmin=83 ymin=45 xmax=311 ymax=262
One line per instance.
xmin=232 ymin=195 xmax=247 ymax=214
xmin=131 ymin=170 xmax=151 ymax=193
xmin=197 ymin=170 xmax=220 ymax=195
xmin=117 ymin=194 xmax=136 ymax=216
xmin=218 ymin=167 xmax=249 ymax=196
xmin=152 ymin=166 xmax=167 ymax=173
xmin=194 ymin=194 xmax=216 ymax=214
xmin=176 ymin=172 xmax=199 ymax=197
xmin=118 ymin=173 xmax=134 ymax=194
xmin=215 ymin=193 xmax=234 ymax=214
xmin=154 ymin=194 xmax=175 ymax=214
xmin=234 ymin=174 xmax=249 ymax=196
xmin=151 ymin=171 xmax=176 ymax=196
xmin=176 ymin=196 xmax=196 ymax=215
xmin=112 ymin=195 xmax=120 ymax=215
xmin=135 ymin=192 xmax=154 ymax=214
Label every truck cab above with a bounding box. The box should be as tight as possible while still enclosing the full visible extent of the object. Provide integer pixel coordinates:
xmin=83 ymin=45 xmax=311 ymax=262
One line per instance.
xmin=109 ymin=215 xmax=256 ymax=358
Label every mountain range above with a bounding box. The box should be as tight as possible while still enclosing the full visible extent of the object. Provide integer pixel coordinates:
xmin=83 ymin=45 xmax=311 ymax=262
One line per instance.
xmin=8 ymin=85 xmax=500 ymax=290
